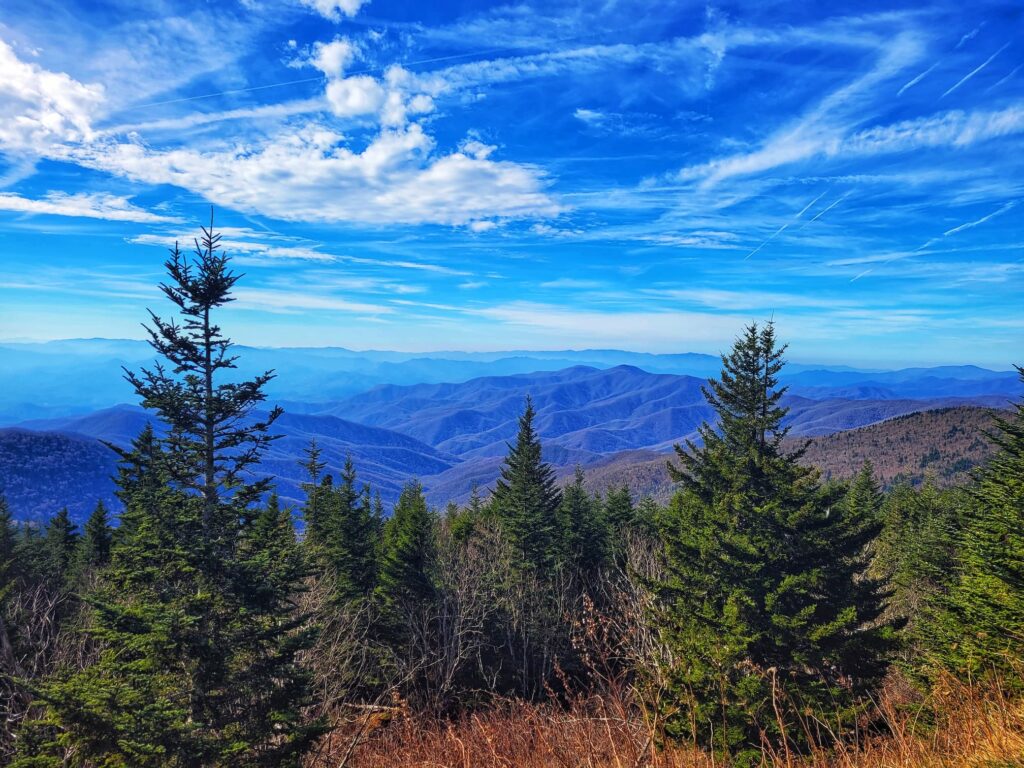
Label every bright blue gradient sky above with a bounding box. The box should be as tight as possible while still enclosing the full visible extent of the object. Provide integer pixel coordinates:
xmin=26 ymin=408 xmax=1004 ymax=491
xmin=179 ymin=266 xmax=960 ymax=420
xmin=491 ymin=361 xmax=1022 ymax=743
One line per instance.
xmin=0 ymin=1 xmax=1021 ymax=367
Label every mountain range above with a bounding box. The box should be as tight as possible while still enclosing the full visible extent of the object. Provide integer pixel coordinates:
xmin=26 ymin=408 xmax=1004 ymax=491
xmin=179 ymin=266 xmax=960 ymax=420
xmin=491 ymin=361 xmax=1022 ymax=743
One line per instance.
xmin=1 ymin=356 xmax=1019 ymax=522
xmin=3 ymin=339 xmax=1018 ymax=424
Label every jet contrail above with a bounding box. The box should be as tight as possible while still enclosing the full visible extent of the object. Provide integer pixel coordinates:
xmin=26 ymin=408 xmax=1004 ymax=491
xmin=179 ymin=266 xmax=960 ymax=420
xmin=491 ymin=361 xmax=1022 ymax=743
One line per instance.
xmin=800 ymin=191 xmax=851 ymax=228
xmin=744 ymin=189 xmax=828 ymax=260
xmin=942 ymin=42 xmax=1010 ymax=99
xmin=898 ymin=63 xmax=938 ymax=96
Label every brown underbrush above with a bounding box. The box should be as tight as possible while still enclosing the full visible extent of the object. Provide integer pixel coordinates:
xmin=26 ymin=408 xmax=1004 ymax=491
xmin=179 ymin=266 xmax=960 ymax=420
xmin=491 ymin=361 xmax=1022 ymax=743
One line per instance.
xmin=306 ymin=674 xmax=1024 ymax=768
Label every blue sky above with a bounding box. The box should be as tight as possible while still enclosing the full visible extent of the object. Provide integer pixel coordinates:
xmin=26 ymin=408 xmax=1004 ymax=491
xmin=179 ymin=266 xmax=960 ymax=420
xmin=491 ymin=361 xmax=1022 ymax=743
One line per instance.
xmin=0 ymin=0 xmax=1021 ymax=367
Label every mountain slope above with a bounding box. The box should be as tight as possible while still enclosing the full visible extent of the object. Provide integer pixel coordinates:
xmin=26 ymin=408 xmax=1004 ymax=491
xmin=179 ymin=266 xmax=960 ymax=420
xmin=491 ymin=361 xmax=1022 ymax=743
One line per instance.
xmin=8 ymin=407 xmax=456 ymax=521
xmin=570 ymin=406 xmax=1002 ymax=504
xmin=0 ymin=429 xmax=120 ymax=524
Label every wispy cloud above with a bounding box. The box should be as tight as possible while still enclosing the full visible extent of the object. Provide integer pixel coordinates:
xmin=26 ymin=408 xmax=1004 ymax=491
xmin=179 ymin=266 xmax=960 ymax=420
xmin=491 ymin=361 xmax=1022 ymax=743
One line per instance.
xmin=0 ymin=191 xmax=179 ymax=223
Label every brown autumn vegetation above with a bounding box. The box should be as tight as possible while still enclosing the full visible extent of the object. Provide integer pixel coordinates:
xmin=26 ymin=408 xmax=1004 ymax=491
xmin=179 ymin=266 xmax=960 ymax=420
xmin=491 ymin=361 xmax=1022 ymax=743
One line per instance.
xmin=306 ymin=673 xmax=1024 ymax=768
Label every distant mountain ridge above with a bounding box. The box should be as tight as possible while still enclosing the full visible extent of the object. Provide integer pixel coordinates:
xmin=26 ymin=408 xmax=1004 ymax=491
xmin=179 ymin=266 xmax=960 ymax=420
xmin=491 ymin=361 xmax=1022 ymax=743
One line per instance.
xmin=3 ymin=362 xmax=1016 ymax=522
xmin=2 ymin=338 xmax=1018 ymax=425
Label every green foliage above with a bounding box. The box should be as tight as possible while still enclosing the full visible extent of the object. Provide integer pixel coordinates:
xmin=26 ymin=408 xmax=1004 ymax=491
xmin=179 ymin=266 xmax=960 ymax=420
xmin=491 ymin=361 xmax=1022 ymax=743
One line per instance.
xmin=558 ymin=466 xmax=607 ymax=574
xmin=42 ymin=508 xmax=77 ymax=587
xmin=602 ymin=485 xmax=634 ymax=531
xmin=657 ymin=322 xmax=897 ymax=764
xmin=492 ymin=396 xmax=562 ymax=575
xmin=926 ymin=365 xmax=1024 ymax=685
xmin=19 ymin=218 xmax=321 ymax=767
xmin=71 ymin=500 xmax=113 ymax=583
xmin=376 ymin=481 xmax=436 ymax=639
xmin=307 ymin=457 xmax=380 ymax=604
xmin=0 ymin=496 xmax=15 ymax=595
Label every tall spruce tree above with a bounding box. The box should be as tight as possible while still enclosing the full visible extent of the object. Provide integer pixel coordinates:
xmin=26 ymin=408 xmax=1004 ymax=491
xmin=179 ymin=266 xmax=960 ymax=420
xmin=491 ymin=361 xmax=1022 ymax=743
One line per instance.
xmin=20 ymin=215 xmax=321 ymax=767
xmin=376 ymin=481 xmax=436 ymax=638
xmin=321 ymin=457 xmax=379 ymax=603
xmin=0 ymin=497 xmax=14 ymax=594
xmin=71 ymin=500 xmax=113 ymax=582
xmin=299 ymin=440 xmax=329 ymax=549
xmin=492 ymin=397 xmax=562 ymax=574
xmin=558 ymin=467 xmax=608 ymax=575
xmin=42 ymin=508 xmax=78 ymax=587
xmin=926 ymin=364 xmax=1024 ymax=685
xmin=657 ymin=322 xmax=896 ymax=764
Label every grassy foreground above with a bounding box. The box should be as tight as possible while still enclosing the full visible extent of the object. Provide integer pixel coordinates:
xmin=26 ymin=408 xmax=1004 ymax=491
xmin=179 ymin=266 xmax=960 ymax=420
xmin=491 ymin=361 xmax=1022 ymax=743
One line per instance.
xmin=306 ymin=676 xmax=1024 ymax=768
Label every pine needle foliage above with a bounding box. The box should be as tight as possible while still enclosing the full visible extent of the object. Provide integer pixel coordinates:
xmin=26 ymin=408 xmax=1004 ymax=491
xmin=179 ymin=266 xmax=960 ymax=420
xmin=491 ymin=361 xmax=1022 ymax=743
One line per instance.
xmin=657 ymin=322 xmax=897 ymax=765
xmin=18 ymin=214 xmax=322 ymax=767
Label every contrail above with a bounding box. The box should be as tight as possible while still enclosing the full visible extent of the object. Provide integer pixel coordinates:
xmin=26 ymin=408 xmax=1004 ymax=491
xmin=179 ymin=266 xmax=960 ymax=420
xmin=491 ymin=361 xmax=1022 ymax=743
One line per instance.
xmin=942 ymin=42 xmax=1010 ymax=99
xmin=897 ymin=63 xmax=937 ymax=96
xmin=956 ymin=24 xmax=984 ymax=49
xmin=799 ymin=191 xmax=851 ymax=228
xmin=850 ymin=268 xmax=872 ymax=282
xmin=944 ymin=200 xmax=1018 ymax=236
xmin=986 ymin=63 xmax=1022 ymax=93
xmin=744 ymin=189 xmax=828 ymax=260
xmin=795 ymin=189 xmax=829 ymax=218
xmin=916 ymin=199 xmax=1018 ymax=251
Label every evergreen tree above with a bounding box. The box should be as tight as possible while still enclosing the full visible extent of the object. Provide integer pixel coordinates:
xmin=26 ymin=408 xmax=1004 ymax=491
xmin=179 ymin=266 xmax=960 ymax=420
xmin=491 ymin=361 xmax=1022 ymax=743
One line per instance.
xmin=558 ymin=467 xmax=607 ymax=575
xmin=298 ymin=440 xmax=329 ymax=549
xmin=376 ymin=481 xmax=436 ymax=636
xmin=21 ymin=216 xmax=320 ymax=767
xmin=0 ymin=496 xmax=17 ymax=669
xmin=0 ymin=497 xmax=16 ymax=595
xmin=927 ymin=365 xmax=1024 ymax=685
xmin=71 ymin=500 xmax=113 ymax=582
xmin=657 ymin=322 xmax=897 ymax=764
xmin=602 ymin=485 xmax=635 ymax=531
xmin=42 ymin=508 xmax=78 ymax=586
xmin=492 ymin=397 xmax=562 ymax=574
xmin=321 ymin=457 xmax=378 ymax=603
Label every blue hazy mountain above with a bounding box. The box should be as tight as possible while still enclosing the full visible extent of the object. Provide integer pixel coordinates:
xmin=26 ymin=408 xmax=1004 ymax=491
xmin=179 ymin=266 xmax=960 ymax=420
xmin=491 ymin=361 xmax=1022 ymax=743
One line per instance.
xmin=6 ymin=406 xmax=455 ymax=522
xmin=1 ymin=339 xmax=1019 ymax=425
xmin=6 ymin=364 xmax=1015 ymax=522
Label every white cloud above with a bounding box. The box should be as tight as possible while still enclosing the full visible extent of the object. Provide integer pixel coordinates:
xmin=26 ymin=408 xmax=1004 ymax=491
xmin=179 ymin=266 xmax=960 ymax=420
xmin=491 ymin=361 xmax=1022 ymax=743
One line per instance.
xmin=468 ymin=301 xmax=748 ymax=345
xmin=325 ymin=75 xmax=386 ymax=117
xmin=0 ymin=191 xmax=178 ymax=223
xmin=310 ymin=37 xmax=358 ymax=77
xmin=131 ymin=228 xmax=473 ymax=274
xmin=574 ymin=108 xmax=604 ymax=124
xmin=297 ymin=0 xmax=369 ymax=22
xmin=682 ymin=102 xmax=1024 ymax=186
xmin=0 ymin=39 xmax=104 ymax=153
xmin=72 ymin=122 xmax=560 ymax=226
xmin=130 ymin=230 xmax=335 ymax=261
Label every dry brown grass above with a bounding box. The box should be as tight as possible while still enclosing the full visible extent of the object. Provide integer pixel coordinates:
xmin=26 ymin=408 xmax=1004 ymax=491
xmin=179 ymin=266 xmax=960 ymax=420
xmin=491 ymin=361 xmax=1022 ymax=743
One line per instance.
xmin=305 ymin=674 xmax=1024 ymax=768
